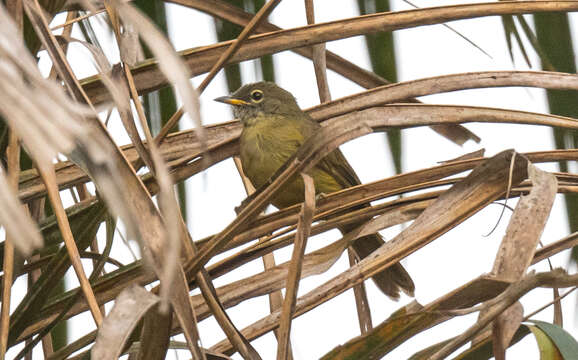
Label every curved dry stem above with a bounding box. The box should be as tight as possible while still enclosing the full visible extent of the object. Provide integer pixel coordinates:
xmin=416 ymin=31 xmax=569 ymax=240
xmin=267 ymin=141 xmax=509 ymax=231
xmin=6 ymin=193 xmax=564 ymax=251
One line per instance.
xmin=81 ymin=1 xmax=578 ymax=104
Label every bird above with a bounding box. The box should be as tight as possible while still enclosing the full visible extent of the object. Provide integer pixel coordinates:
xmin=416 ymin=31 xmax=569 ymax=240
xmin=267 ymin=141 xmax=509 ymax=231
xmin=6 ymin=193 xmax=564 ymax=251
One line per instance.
xmin=215 ymin=81 xmax=414 ymax=299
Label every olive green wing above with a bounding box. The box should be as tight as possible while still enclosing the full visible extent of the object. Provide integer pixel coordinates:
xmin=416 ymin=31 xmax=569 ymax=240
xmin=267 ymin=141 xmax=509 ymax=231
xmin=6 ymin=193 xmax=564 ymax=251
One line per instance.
xmin=316 ymin=147 xmax=361 ymax=188
xmin=299 ymin=114 xmax=361 ymax=189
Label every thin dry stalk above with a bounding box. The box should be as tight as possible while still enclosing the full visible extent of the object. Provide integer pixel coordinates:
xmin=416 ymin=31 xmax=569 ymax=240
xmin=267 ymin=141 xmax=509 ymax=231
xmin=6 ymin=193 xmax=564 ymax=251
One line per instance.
xmin=348 ymin=249 xmax=373 ymax=334
xmin=177 ymin=215 xmax=259 ymax=360
xmin=103 ymin=1 xmax=164 ymax=174
xmin=553 ymin=286 xmax=563 ymax=326
xmin=185 ymin=120 xmax=371 ymax=278
xmin=77 ymin=185 xmax=101 ymax=275
xmin=83 ymin=1 xmax=578 ymax=105
xmin=17 ymin=76 xmax=578 ymax=204
xmin=523 ymin=287 xmax=577 ymax=321
xmin=23 ymin=0 xmax=93 ymax=105
xmin=37 ymin=163 xmax=103 ymax=325
xmin=0 ymin=239 xmax=14 ymax=359
xmin=168 ymin=0 xmax=477 ymax=145
xmin=478 ymin=164 xmax=557 ymax=355
xmin=233 ymin=157 xmax=290 ymax=356
xmin=50 ymin=9 xmax=104 ymax=31
xmin=309 ymin=71 xmax=578 ymax=121
xmin=303 ymin=1 xmax=373 ymax=335
xmin=125 ymin=66 xmax=185 ymax=312
xmin=429 ymin=270 xmax=578 ymax=360
xmin=14 ymin=169 xmax=578 ymax=342
xmin=195 ymin=268 xmax=260 ymax=360
xmin=197 ymin=0 xmax=281 ymax=93
xmin=26 ymin=197 xmax=53 ymax=359
xmin=211 ymin=150 xmax=530 ymax=354
xmin=48 ymin=10 xmax=76 ymax=80
xmin=125 ymin=67 xmax=157 ymax=171
xmin=156 ymin=0 xmax=281 ymax=145
xmin=0 ymin=131 xmax=20 ymax=360
xmin=277 ymin=174 xmax=315 ymax=360
xmin=109 ymin=0 xmax=205 ymax=148
xmin=533 ymin=231 xmax=578 ymax=263
xmin=304 ymin=0 xmax=330 ymax=102
xmin=115 ymin=22 xmax=184 ymax=311
xmin=169 ymin=268 xmax=206 ymax=359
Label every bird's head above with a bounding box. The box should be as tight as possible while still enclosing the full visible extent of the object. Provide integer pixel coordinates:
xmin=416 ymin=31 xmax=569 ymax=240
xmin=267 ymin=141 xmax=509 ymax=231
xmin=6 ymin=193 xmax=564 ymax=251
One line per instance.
xmin=215 ymin=82 xmax=301 ymax=124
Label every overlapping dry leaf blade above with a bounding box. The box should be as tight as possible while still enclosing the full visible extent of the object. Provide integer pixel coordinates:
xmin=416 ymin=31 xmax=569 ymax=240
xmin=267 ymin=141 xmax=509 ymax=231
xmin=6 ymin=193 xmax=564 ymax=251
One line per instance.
xmin=2 ymin=1 xmax=578 ymax=359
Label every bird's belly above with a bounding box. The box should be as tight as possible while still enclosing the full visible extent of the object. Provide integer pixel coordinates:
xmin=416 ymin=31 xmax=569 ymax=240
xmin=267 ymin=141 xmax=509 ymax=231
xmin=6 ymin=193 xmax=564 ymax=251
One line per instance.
xmin=240 ymin=133 xmax=341 ymax=209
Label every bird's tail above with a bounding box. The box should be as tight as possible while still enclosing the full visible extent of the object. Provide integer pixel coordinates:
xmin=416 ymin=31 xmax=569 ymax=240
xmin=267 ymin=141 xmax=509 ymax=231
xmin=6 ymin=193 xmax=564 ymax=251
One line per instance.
xmin=349 ymin=232 xmax=415 ymax=300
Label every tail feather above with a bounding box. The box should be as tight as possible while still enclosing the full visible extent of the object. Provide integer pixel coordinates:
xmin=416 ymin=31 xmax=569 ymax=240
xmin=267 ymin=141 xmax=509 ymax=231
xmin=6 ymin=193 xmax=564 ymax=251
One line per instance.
xmin=350 ymin=233 xmax=415 ymax=299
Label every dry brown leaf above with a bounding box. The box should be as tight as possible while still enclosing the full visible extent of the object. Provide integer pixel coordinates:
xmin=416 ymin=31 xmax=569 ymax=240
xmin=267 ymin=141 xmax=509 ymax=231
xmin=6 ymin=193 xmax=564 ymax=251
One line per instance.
xmin=1 ymin=1 xmax=162 ymax=256
xmin=532 ymin=231 xmax=578 ymax=265
xmin=491 ymin=163 xmax=558 ymax=279
xmin=177 ymin=201 xmax=429 ymax=349
xmin=319 ymin=276 xmax=512 ymax=360
xmin=185 ymin=118 xmax=372 ymax=279
xmin=82 ymin=3 xmax=578 ymax=104
xmin=15 ymin=167 xmax=578 ymax=343
xmin=119 ymin=22 xmax=141 ymax=67
xmin=439 ymin=149 xmax=486 ymax=164
xmin=172 ymin=0 xmax=477 ymax=146
xmin=429 ymin=270 xmax=578 ymax=360
xmin=197 ymin=0 xmax=281 ymax=93
xmin=348 ymin=249 xmax=373 ymax=334
xmin=476 ymin=163 xmax=557 ymax=352
xmin=108 ymin=0 xmax=205 ymax=141
xmin=324 ymin=104 xmax=578 ymax=132
xmin=220 ymin=275 xmax=513 ymax=357
xmin=309 ymin=71 xmax=578 ymax=121
xmin=92 ymin=285 xmax=159 ymax=360
xmin=20 ymin=0 xmax=206 ymax=349
xmin=4 ymin=0 xmax=108 ymax=325
xmin=492 ymin=301 xmax=524 ymax=360
xmin=12 ymin=155 xmax=578 ymax=345
xmin=0 ymin=169 xmax=42 ymax=255
xmin=16 ymin=102 xmax=578 ymax=204
xmin=277 ymin=174 xmax=315 ymax=360
xmin=211 ymin=149 xmax=529 ymax=354
xmin=19 ymin=192 xmax=578 ymax=347
xmin=19 ymin=169 xmax=578 ymax=342
xmin=0 ymin=125 xmax=22 ymax=359
xmin=137 ymin=304 xmax=171 ymax=360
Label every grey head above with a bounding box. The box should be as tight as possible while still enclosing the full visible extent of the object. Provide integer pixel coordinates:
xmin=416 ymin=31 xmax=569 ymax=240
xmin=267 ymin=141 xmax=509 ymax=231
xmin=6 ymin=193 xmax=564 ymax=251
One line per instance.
xmin=214 ymin=82 xmax=302 ymax=123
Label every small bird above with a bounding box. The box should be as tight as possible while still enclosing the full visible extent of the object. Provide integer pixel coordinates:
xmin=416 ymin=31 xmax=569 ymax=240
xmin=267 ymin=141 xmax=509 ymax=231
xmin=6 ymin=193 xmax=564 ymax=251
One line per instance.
xmin=215 ymin=82 xmax=414 ymax=299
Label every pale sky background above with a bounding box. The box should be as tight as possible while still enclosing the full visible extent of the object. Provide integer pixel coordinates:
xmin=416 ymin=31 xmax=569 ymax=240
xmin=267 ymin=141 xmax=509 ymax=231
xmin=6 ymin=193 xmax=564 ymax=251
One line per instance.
xmin=7 ymin=1 xmax=578 ymax=359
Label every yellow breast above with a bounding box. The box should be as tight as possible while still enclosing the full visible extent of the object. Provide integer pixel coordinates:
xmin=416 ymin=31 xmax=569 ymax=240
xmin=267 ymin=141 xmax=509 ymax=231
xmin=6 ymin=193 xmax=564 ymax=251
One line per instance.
xmin=239 ymin=114 xmax=342 ymax=209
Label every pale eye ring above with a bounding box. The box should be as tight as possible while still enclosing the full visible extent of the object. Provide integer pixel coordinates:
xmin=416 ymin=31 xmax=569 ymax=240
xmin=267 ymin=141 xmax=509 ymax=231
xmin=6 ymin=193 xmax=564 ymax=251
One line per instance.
xmin=250 ymin=89 xmax=264 ymax=102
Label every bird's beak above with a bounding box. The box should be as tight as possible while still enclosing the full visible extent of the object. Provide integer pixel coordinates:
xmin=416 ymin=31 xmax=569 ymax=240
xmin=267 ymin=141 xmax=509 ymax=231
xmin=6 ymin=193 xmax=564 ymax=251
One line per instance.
xmin=214 ymin=96 xmax=249 ymax=106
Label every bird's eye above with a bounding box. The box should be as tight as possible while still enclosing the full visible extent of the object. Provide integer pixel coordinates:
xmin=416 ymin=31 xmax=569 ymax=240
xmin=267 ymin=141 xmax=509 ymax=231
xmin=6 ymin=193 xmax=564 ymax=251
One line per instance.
xmin=250 ymin=89 xmax=264 ymax=102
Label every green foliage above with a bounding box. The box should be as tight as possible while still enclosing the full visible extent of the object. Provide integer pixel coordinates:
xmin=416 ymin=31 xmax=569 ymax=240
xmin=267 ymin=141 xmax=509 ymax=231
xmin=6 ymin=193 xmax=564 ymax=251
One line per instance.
xmin=357 ymin=0 xmax=402 ymax=174
xmin=533 ymin=13 xmax=578 ymax=261
xmin=135 ymin=0 xmax=185 ymax=217
xmin=529 ymin=320 xmax=578 ymax=360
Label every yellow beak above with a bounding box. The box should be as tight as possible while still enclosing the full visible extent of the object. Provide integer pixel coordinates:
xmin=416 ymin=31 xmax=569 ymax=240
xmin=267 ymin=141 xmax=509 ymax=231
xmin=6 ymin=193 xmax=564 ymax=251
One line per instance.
xmin=214 ymin=96 xmax=249 ymax=106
